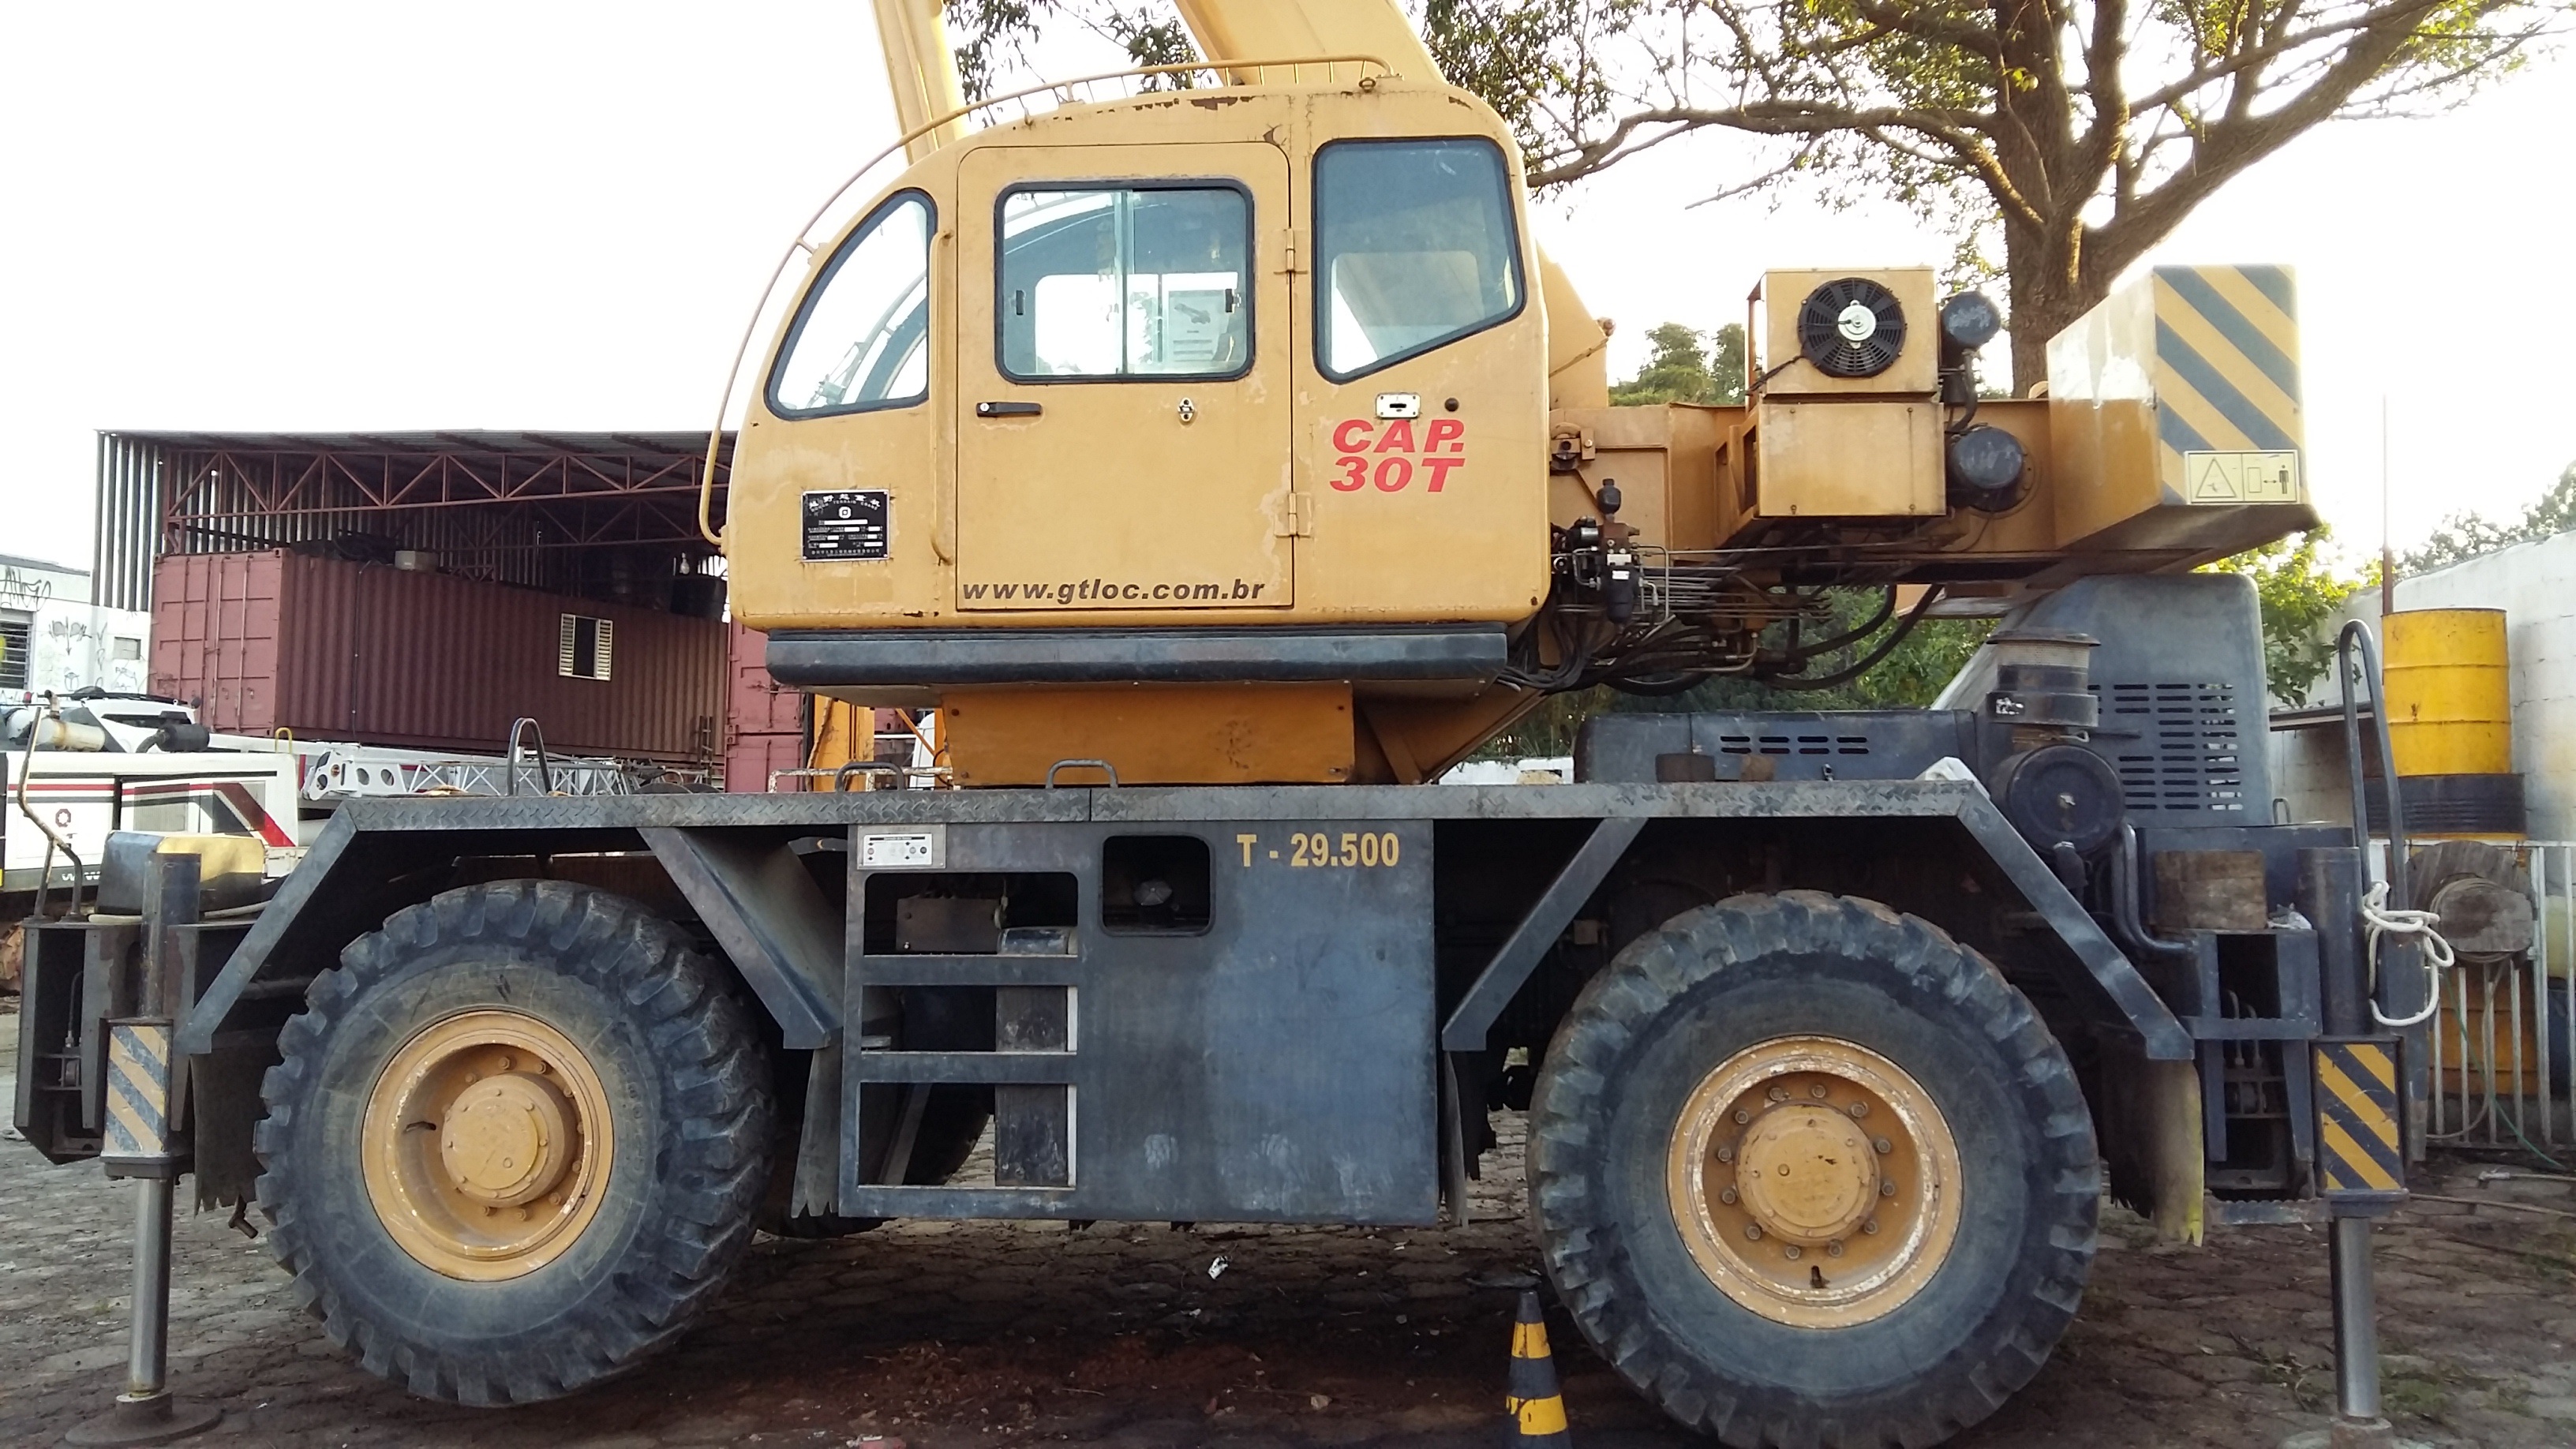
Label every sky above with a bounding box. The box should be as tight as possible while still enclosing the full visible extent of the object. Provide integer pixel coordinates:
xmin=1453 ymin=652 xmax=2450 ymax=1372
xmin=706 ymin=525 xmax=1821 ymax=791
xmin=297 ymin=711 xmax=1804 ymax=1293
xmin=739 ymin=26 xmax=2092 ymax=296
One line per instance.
xmin=2 ymin=2 xmax=2570 ymax=579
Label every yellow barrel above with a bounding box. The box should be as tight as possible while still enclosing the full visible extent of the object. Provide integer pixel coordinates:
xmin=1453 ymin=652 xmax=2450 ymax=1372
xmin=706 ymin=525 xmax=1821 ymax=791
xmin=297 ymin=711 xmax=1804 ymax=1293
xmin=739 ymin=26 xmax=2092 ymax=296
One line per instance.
xmin=2383 ymin=608 xmax=2511 ymax=777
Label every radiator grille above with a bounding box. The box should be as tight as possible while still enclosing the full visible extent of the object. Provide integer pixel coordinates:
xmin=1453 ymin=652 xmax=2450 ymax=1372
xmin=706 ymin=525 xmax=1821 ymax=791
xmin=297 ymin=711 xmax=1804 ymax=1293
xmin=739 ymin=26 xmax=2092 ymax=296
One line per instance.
xmin=2106 ymin=682 xmax=2245 ymax=815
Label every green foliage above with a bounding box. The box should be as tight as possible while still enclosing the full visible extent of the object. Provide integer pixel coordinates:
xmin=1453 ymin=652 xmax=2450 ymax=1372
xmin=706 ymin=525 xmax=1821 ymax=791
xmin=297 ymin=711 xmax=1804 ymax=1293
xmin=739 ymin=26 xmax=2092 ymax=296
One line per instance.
xmin=2203 ymin=528 xmax=2376 ymax=706
xmin=945 ymin=1 xmax=1195 ymax=98
xmin=1609 ymin=322 xmax=1747 ymax=406
xmin=2399 ymin=462 xmax=2576 ymax=576
xmin=1417 ymin=0 xmax=2559 ymax=383
xmin=941 ymin=0 xmax=2554 ymax=387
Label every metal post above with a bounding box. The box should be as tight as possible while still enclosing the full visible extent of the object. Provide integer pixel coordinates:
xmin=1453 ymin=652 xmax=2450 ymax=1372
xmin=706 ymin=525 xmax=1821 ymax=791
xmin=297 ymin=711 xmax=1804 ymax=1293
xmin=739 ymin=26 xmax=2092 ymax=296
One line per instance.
xmin=2302 ymin=849 xmax=2368 ymax=1038
xmin=65 ymin=852 xmax=220 ymax=1447
xmin=124 ymin=1179 xmax=178 ymax=1402
xmin=2289 ymin=846 xmax=2414 ymax=1449
xmin=2327 ymin=1217 xmax=2387 ymax=1440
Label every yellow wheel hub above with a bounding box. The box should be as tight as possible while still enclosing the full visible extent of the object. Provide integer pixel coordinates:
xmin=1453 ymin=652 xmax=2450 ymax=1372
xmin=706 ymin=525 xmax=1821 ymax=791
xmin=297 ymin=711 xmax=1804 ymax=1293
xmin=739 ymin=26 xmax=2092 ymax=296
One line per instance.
xmin=1666 ymin=1035 xmax=1962 ymax=1327
xmin=362 ymin=1009 xmax=614 ymax=1282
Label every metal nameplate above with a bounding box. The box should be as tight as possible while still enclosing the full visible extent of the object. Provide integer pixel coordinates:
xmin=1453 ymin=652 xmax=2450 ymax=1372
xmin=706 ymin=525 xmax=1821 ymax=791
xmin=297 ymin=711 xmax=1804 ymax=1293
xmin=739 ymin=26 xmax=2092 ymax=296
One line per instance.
xmin=802 ymin=489 xmax=890 ymax=561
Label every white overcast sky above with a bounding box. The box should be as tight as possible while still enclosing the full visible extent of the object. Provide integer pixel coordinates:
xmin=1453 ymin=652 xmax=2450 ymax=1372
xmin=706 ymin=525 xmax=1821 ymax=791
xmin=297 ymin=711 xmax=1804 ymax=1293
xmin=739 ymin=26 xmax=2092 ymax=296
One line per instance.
xmin=2 ymin=2 xmax=2570 ymax=579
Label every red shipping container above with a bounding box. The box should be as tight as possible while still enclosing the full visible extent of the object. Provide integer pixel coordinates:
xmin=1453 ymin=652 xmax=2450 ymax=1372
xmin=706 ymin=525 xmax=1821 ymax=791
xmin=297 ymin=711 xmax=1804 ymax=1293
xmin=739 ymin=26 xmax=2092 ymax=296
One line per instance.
xmin=724 ymin=622 xmax=802 ymax=792
xmin=728 ymin=621 xmax=804 ymax=736
xmin=724 ymin=729 xmax=807 ymax=793
xmin=152 ymin=550 xmax=724 ymax=762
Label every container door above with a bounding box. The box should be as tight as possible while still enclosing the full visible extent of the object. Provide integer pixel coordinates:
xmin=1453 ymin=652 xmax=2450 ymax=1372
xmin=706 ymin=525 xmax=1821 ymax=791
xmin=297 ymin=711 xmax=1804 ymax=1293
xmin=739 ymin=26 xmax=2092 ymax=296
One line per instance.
xmin=955 ymin=143 xmax=1292 ymax=611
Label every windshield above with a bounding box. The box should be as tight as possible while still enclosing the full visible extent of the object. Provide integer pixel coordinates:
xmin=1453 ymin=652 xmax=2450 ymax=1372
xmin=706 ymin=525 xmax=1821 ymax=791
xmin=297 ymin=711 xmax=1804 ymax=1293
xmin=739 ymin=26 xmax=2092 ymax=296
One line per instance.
xmin=770 ymin=192 xmax=934 ymax=415
xmin=1314 ymin=139 xmax=1522 ymax=380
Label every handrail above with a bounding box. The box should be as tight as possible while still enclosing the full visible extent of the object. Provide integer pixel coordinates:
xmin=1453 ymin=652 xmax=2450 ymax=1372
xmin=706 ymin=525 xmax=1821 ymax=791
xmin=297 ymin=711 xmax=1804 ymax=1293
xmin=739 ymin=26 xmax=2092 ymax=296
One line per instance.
xmin=698 ymin=53 xmax=1396 ymax=547
xmin=504 ymin=717 xmax=555 ymax=797
xmin=2338 ymin=620 xmax=2431 ymax=1041
xmin=2335 ymin=621 xmax=2410 ymax=908
xmin=15 ymin=692 xmax=86 ymax=919
xmin=834 ymin=761 xmax=900 ymax=792
xmin=1045 ymin=758 xmax=1121 ymax=788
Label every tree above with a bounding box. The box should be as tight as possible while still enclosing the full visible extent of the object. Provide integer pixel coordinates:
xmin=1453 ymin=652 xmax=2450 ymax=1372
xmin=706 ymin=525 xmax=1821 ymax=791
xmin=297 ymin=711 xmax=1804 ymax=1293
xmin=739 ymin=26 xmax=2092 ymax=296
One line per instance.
xmin=1609 ymin=322 xmax=1747 ymax=406
xmin=2203 ymin=528 xmax=2375 ymax=706
xmin=1423 ymin=0 xmax=2561 ymax=386
xmin=2398 ymin=460 xmax=2576 ymax=575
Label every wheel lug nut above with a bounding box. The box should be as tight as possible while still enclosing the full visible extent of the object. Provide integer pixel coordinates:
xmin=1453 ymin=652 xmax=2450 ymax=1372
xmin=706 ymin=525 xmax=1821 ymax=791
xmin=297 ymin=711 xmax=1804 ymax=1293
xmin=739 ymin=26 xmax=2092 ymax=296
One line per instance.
xmin=1714 ymin=1144 xmax=1735 ymax=1163
xmin=1848 ymin=1101 xmax=1868 ymax=1118
xmin=1744 ymin=1223 xmax=1763 ymax=1241
xmin=1827 ymin=1240 xmax=1844 ymax=1257
xmin=1733 ymin=1109 xmax=1750 ymax=1125
xmin=1766 ymin=1085 xmax=1788 ymax=1103
xmin=495 ymin=1054 xmax=512 ymax=1071
xmin=1880 ymin=1179 xmax=1896 ymax=1196
xmin=1783 ymin=1245 xmax=1802 ymax=1260
xmin=1808 ymin=1084 xmax=1828 ymax=1099
xmin=1863 ymin=1219 xmax=1881 ymax=1235
xmin=1720 ymin=1187 xmax=1738 ymax=1205
xmin=1873 ymin=1136 xmax=1892 ymax=1155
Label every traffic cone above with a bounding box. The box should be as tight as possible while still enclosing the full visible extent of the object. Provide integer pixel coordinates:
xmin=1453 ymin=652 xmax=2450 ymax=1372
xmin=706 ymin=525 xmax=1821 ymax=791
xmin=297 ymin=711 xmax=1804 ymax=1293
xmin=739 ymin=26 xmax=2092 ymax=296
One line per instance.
xmin=1502 ymin=1288 xmax=1572 ymax=1445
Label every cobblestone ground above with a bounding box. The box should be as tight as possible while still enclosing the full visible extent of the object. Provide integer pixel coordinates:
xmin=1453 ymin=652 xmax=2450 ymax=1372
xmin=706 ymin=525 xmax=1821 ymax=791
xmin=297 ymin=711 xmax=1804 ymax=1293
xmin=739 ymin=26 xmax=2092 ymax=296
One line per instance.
xmin=5 ymin=1002 xmax=2573 ymax=1449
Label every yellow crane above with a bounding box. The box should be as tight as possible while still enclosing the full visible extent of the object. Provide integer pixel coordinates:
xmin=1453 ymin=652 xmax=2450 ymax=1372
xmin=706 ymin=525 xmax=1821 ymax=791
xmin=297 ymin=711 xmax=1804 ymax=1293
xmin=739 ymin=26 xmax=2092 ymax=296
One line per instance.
xmin=721 ymin=0 xmax=2310 ymax=788
xmin=47 ymin=7 xmax=2417 ymax=1449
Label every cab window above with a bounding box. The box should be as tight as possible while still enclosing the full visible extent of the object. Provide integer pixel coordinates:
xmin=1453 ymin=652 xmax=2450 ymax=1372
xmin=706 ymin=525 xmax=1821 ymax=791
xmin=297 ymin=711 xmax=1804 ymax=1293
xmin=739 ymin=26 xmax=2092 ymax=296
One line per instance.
xmin=1314 ymin=139 xmax=1522 ymax=380
xmin=770 ymin=191 xmax=933 ymax=416
xmin=998 ymin=185 xmax=1251 ymax=381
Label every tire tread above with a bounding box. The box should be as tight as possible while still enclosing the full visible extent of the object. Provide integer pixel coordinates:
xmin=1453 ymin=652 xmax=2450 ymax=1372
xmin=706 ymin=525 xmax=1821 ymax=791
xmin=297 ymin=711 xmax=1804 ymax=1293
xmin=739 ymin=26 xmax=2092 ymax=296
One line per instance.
xmin=254 ymin=880 xmax=772 ymax=1405
xmin=1529 ymin=891 xmax=2099 ymax=1449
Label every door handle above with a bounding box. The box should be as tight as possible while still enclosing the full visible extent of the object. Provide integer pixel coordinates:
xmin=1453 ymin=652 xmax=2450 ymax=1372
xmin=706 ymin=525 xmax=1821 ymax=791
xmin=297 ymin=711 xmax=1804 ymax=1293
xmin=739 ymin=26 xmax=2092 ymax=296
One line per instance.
xmin=974 ymin=400 xmax=1042 ymax=418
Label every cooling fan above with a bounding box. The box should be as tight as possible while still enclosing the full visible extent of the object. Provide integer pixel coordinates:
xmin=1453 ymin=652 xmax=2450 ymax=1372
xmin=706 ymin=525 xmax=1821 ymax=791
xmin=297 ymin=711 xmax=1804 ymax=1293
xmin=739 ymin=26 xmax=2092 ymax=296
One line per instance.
xmin=1796 ymin=277 xmax=1908 ymax=377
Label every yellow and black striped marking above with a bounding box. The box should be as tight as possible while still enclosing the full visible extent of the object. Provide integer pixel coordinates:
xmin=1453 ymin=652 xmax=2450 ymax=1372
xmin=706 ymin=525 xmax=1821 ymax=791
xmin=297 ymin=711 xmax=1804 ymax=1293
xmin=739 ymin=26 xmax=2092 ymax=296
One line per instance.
xmin=1503 ymin=1290 xmax=1572 ymax=1445
xmin=2151 ymin=265 xmax=2305 ymax=506
xmin=2314 ymin=1037 xmax=2405 ymax=1201
xmin=104 ymin=1019 xmax=174 ymax=1163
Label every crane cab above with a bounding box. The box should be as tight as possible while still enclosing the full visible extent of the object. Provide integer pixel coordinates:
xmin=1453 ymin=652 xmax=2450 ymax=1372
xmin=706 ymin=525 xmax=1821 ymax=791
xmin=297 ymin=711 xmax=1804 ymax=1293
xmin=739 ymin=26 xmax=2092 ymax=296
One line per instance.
xmin=722 ymin=72 xmax=1555 ymax=783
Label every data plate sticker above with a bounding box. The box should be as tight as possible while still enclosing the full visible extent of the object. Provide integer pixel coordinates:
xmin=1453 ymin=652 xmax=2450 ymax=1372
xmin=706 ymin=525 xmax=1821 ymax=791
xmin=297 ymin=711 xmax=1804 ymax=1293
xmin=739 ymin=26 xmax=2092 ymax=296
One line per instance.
xmin=860 ymin=829 xmax=942 ymax=869
xmin=803 ymin=490 xmax=890 ymax=560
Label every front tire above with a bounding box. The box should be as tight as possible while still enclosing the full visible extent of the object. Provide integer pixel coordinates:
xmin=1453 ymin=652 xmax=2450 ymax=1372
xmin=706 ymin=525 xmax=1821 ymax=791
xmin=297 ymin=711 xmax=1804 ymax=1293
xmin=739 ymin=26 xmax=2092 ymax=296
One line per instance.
xmin=255 ymin=881 xmax=773 ymax=1404
xmin=1529 ymin=890 xmax=2097 ymax=1448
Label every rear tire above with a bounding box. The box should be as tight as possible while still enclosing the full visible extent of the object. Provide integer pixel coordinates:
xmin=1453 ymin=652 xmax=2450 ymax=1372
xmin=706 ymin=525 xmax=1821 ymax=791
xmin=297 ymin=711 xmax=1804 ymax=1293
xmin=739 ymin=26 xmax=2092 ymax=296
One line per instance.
xmin=255 ymin=881 xmax=773 ymax=1404
xmin=1529 ymin=890 xmax=2097 ymax=1448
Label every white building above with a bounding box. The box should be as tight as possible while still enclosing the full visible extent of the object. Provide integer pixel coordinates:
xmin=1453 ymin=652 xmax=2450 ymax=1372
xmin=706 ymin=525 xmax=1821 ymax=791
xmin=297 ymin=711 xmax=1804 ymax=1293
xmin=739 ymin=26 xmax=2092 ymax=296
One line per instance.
xmin=0 ymin=552 xmax=153 ymax=704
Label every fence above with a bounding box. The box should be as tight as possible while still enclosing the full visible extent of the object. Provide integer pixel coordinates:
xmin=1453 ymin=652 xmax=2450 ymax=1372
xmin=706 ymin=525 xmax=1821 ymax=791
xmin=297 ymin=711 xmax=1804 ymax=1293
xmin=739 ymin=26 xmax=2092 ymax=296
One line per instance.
xmin=2422 ymin=840 xmax=2574 ymax=1151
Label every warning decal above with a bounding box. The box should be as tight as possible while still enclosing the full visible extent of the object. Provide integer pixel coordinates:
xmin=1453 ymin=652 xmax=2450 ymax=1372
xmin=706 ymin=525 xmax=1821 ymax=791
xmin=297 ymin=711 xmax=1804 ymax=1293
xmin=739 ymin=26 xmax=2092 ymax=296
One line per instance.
xmin=2182 ymin=451 xmax=2301 ymax=505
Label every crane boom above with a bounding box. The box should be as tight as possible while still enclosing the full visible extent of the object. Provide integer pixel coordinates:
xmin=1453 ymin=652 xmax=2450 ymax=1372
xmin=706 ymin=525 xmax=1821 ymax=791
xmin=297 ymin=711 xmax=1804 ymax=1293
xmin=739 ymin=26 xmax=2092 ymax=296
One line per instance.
xmin=873 ymin=0 xmax=968 ymax=161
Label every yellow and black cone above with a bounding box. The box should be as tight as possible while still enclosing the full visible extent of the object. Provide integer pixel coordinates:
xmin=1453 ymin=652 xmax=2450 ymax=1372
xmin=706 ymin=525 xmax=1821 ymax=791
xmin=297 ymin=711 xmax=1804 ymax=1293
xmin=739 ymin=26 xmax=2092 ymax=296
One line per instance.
xmin=1503 ymin=1289 xmax=1572 ymax=1446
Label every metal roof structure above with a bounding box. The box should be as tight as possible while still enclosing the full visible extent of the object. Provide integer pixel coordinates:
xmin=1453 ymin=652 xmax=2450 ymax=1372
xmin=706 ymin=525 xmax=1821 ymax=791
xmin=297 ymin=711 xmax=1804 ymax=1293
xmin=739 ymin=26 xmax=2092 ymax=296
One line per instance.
xmin=95 ymin=429 xmax=735 ymax=610
xmin=0 ymin=552 xmax=88 ymax=577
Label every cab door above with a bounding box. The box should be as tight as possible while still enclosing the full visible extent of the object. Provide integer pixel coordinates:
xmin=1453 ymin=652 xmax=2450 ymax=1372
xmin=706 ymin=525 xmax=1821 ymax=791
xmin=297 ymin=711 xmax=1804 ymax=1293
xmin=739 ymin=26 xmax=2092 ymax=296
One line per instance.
xmin=955 ymin=143 xmax=1292 ymax=612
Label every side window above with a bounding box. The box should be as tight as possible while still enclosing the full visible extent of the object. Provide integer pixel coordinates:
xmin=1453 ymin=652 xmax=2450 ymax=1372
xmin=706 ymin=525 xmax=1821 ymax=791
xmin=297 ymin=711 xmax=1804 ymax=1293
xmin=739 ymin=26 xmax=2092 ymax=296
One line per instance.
xmin=769 ymin=192 xmax=933 ymax=416
xmin=1315 ymin=139 xmax=1522 ymax=380
xmin=998 ymin=185 xmax=1251 ymax=380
